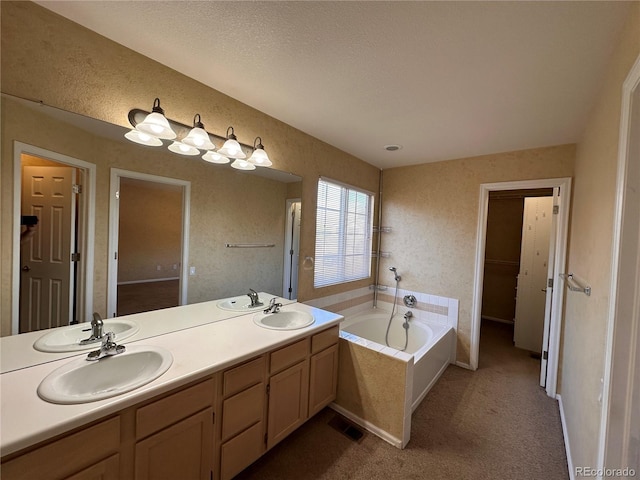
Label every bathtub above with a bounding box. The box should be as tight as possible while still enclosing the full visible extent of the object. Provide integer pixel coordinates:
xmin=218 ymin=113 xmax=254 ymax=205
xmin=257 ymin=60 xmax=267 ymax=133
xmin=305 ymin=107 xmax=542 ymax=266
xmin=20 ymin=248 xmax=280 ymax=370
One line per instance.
xmin=333 ymin=308 xmax=455 ymax=448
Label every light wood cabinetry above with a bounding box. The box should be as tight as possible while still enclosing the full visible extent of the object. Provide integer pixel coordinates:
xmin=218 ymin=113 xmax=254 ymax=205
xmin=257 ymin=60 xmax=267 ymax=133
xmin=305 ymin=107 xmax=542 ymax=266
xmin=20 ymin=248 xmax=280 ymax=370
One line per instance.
xmin=1 ymin=417 xmax=121 ymax=480
xmin=218 ymin=356 xmax=267 ymax=480
xmin=2 ymin=324 xmax=340 ymax=480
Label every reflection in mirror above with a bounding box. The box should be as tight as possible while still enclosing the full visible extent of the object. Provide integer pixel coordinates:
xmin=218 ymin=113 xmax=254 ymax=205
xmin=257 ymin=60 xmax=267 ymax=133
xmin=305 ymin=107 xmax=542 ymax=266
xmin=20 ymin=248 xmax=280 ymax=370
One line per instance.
xmin=2 ymin=92 xmax=302 ymax=373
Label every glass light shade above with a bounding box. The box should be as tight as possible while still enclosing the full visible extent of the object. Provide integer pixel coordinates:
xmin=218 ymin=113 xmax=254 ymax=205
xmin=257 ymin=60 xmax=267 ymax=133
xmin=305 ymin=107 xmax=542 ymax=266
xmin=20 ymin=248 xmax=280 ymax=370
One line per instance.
xmin=218 ymin=138 xmax=246 ymax=159
xmin=168 ymin=141 xmax=200 ymax=156
xmin=202 ymin=150 xmax=230 ymax=164
xmin=247 ymin=148 xmax=272 ymax=167
xmin=182 ymin=126 xmax=216 ymax=150
xmin=136 ymin=112 xmax=177 ymax=140
xmin=124 ymin=129 xmax=163 ymax=146
xmin=230 ymin=158 xmax=256 ymax=170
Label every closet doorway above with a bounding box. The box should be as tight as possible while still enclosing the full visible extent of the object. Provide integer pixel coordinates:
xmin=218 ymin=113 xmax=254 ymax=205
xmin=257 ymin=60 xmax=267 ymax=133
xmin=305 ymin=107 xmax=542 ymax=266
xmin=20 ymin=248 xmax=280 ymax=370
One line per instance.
xmin=470 ymin=177 xmax=572 ymax=398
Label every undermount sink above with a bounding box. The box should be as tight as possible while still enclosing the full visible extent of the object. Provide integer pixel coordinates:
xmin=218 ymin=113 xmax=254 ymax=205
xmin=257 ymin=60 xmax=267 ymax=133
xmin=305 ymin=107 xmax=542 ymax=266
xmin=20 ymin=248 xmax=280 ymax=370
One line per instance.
xmin=253 ymin=310 xmax=315 ymax=330
xmin=37 ymin=345 xmax=173 ymax=404
xmin=217 ymin=296 xmax=268 ymax=312
xmin=33 ymin=319 xmax=140 ymax=353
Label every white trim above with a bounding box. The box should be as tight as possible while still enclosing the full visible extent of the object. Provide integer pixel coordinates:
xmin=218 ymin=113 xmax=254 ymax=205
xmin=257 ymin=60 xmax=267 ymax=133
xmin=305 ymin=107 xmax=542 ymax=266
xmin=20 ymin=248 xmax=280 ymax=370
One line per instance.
xmin=598 ymin=53 xmax=640 ymax=474
xmin=107 ymin=169 xmax=190 ymax=318
xmin=12 ymin=142 xmax=95 ymax=333
xmin=455 ymin=361 xmax=472 ymax=370
xmin=117 ymin=277 xmax=180 ymax=285
xmin=329 ymin=403 xmax=403 ymax=449
xmin=481 ymin=315 xmax=514 ymax=325
xmin=470 ymin=177 xmax=572 ymax=400
xmin=557 ymin=394 xmax=576 ymax=480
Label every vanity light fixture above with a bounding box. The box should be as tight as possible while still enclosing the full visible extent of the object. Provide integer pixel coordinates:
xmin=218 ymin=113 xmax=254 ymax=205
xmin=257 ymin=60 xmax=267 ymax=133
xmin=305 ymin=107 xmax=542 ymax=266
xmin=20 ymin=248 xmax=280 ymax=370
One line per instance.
xmin=218 ymin=127 xmax=246 ymax=159
xmin=124 ymin=129 xmax=163 ymax=146
xmin=230 ymin=158 xmax=256 ymax=171
xmin=182 ymin=114 xmax=216 ymax=150
xmin=247 ymin=137 xmax=272 ymax=167
xmin=202 ymin=150 xmax=230 ymax=164
xmin=135 ymin=98 xmax=177 ymax=140
xmin=168 ymin=141 xmax=200 ymax=156
xmin=125 ymin=101 xmax=274 ymax=168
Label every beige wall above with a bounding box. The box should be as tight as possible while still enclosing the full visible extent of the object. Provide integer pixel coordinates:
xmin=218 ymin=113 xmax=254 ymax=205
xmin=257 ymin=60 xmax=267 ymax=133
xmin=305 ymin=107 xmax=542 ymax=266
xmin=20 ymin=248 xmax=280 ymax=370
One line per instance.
xmin=0 ymin=1 xmax=380 ymax=333
xmin=380 ymin=144 xmax=575 ymax=364
xmin=560 ymin=4 xmax=640 ymax=468
xmin=117 ymin=179 xmax=183 ymax=283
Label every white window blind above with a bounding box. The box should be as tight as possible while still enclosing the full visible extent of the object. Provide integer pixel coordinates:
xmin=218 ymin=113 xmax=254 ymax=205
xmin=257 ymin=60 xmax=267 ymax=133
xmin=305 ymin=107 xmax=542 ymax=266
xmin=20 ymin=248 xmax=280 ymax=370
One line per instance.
xmin=314 ymin=178 xmax=374 ymax=288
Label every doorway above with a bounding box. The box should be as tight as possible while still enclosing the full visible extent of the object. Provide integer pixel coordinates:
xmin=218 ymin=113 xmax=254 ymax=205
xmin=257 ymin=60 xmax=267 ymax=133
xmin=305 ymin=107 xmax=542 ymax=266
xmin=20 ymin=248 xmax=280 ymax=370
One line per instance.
xmin=107 ymin=169 xmax=190 ymax=318
xmin=480 ymin=189 xmax=554 ymax=375
xmin=12 ymin=142 xmax=95 ymax=334
xmin=470 ymin=177 xmax=572 ymax=398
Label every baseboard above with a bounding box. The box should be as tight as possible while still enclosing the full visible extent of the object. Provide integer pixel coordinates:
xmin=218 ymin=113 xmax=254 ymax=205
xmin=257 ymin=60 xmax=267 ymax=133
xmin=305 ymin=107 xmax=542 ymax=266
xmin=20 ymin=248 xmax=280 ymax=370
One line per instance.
xmin=557 ymin=394 xmax=575 ymax=480
xmin=329 ymin=403 xmax=403 ymax=449
xmin=118 ymin=277 xmax=180 ymax=285
xmin=455 ymin=361 xmax=472 ymax=370
xmin=481 ymin=315 xmax=514 ymax=325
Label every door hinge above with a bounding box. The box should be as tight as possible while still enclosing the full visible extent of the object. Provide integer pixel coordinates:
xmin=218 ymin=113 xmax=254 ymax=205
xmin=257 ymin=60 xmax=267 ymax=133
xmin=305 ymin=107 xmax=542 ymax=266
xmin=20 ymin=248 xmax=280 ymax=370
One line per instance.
xmin=114 ymin=252 xmax=118 ymax=260
xmin=543 ymin=351 xmax=548 ymax=360
xmin=72 ymin=184 xmax=82 ymax=194
xmin=71 ymin=252 xmax=81 ymax=262
xmin=553 ymin=205 xmax=559 ymax=215
xmin=548 ymin=278 xmax=554 ymax=288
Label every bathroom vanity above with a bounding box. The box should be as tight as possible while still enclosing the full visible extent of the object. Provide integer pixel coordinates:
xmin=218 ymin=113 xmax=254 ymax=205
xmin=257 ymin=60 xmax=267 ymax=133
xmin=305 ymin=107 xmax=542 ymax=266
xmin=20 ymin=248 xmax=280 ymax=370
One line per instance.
xmin=0 ymin=301 xmax=341 ymax=480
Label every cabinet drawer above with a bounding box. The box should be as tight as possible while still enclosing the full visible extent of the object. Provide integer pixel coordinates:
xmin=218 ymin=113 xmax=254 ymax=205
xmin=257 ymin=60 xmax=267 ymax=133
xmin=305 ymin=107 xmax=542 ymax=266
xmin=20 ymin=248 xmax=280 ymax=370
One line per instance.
xmin=221 ymin=383 xmax=265 ymax=441
xmin=220 ymin=421 xmax=264 ymax=480
xmin=270 ymin=337 xmax=309 ymax=374
xmin=1 ymin=416 xmax=120 ymax=480
xmin=311 ymin=326 xmax=339 ymax=354
xmin=136 ymin=377 xmax=215 ymax=439
xmin=223 ymin=356 xmax=266 ymax=397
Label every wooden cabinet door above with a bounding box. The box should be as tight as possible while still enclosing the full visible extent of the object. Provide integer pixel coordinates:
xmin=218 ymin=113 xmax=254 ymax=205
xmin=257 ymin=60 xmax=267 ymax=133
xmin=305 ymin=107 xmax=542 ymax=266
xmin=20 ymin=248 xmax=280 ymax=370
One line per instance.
xmin=308 ymin=344 xmax=339 ymax=417
xmin=266 ymin=360 xmax=309 ymax=450
xmin=65 ymin=454 xmax=120 ymax=480
xmin=135 ymin=408 xmax=213 ymax=480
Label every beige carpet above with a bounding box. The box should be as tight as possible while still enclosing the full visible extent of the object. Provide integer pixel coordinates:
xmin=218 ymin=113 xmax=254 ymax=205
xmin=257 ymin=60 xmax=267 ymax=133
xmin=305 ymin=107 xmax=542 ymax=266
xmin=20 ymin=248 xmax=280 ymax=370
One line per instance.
xmin=236 ymin=320 xmax=568 ymax=480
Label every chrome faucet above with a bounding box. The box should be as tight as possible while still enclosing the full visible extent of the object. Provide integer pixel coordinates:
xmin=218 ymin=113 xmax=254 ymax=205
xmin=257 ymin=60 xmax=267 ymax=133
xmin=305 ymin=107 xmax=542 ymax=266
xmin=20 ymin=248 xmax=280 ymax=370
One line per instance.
xmin=403 ymin=311 xmax=413 ymax=330
xmin=86 ymin=332 xmax=125 ymax=361
xmin=247 ymin=289 xmax=263 ymax=307
xmin=79 ymin=312 xmax=105 ymax=345
xmin=264 ymin=297 xmax=283 ymax=314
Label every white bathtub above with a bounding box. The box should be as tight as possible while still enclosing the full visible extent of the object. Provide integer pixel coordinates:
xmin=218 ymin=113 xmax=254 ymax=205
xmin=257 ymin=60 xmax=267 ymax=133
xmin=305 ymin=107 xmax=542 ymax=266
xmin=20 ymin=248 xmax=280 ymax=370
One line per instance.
xmin=341 ymin=309 xmax=454 ymax=412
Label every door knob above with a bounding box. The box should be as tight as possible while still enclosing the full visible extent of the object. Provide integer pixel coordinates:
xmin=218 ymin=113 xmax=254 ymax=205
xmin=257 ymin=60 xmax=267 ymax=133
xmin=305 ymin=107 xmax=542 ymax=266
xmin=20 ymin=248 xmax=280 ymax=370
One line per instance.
xmin=22 ymin=265 xmax=31 ymax=272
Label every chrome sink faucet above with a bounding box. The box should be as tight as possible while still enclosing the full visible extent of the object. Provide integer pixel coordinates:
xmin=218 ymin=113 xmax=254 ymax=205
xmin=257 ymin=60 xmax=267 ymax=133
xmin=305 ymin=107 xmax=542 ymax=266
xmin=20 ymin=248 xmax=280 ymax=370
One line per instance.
xmin=264 ymin=297 xmax=283 ymax=314
xmin=79 ymin=312 xmax=105 ymax=345
xmin=247 ymin=289 xmax=263 ymax=307
xmin=86 ymin=332 xmax=125 ymax=361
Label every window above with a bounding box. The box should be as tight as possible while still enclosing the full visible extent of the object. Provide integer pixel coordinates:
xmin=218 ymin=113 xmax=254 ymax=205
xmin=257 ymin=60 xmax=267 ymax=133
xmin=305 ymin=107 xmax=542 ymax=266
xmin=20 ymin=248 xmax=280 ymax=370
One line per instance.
xmin=314 ymin=177 xmax=374 ymax=288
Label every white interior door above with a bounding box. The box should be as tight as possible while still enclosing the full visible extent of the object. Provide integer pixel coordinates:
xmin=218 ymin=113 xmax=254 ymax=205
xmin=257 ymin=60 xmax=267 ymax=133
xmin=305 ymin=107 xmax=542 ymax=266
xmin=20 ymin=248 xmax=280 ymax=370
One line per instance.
xmin=20 ymin=165 xmax=76 ymax=332
xmin=514 ymin=196 xmax=553 ymax=353
xmin=540 ymin=188 xmax=560 ymax=387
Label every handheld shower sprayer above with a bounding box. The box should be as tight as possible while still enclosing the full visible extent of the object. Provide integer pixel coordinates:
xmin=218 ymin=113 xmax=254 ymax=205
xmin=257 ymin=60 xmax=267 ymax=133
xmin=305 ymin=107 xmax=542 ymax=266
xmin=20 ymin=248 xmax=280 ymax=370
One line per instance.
xmin=389 ymin=266 xmax=401 ymax=282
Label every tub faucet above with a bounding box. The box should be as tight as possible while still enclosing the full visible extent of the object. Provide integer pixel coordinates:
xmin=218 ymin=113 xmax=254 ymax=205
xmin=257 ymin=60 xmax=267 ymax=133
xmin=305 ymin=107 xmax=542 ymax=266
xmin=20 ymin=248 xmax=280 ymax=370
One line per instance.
xmin=403 ymin=311 xmax=413 ymax=330
xmin=264 ymin=297 xmax=283 ymax=314
xmin=247 ymin=289 xmax=263 ymax=307
xmin=79 ymin=312 xmax=104 ymax=345
xmin=86 ymin=332 xmax=125 ymax=361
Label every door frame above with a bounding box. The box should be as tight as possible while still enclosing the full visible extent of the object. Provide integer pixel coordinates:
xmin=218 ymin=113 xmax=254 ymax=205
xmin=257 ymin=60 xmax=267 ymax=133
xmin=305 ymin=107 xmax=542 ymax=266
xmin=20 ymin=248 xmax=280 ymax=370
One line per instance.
xmin=470 ymin=177 xmax=572 ymax=398
xmin=12 ymin=141 xmax=96 ymax=333
xmin=282 ymin=198 xmax=301 ymax=300
xmin=107 ymin=169 xmax=191 ymax=317
xmin=597 ymin=53 xmax=640 ymax=472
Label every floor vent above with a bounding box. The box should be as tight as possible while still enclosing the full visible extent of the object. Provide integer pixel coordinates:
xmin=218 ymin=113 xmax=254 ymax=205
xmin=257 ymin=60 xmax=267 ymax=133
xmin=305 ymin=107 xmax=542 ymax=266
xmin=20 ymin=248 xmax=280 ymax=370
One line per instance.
xmin=328 ymin=414 xmax=365 ymax=443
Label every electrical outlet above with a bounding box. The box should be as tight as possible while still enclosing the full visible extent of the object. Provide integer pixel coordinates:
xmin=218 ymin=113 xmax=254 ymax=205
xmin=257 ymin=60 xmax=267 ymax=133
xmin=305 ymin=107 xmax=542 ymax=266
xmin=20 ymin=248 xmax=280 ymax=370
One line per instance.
xmin=173 ymin=264 xmax=177 ymax=270
xmin=189 ymin=266 xmax=196 ymax=276
xmin=156 ymin=265 xmax=161 ymax=271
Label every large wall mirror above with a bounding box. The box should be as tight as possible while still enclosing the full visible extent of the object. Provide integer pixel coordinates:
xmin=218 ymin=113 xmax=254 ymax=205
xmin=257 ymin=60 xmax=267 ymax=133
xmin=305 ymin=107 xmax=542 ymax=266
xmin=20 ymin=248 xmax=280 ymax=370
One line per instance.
xmin=2 ymin=93 xmax=302 ymax=372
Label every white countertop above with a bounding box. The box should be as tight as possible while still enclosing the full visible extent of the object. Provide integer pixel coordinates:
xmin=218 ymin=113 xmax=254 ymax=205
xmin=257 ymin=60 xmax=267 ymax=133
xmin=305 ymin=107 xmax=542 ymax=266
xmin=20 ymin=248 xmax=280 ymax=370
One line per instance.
xmin=0 ymin=301 xmax=342 ymax=457
xmin=1 ymin=293 xmax=287 ymax=373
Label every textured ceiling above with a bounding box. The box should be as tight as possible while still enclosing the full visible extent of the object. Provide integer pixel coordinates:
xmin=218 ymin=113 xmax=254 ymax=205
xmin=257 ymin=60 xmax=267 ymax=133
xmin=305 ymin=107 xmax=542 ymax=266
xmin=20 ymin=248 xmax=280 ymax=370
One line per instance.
xmin=37 ymin=1 xmax=631 ymax=169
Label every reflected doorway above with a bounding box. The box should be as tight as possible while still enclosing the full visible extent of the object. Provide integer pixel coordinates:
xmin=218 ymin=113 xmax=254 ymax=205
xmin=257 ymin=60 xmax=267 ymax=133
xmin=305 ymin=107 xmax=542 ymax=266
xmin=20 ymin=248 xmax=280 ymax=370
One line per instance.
xmin=13 ymin=143 xmax=95 ymax=335
xmin=283 ymin=199 xmax=301 ymax=300
xmin=107 ymin=170 xmax=190 ymax=317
